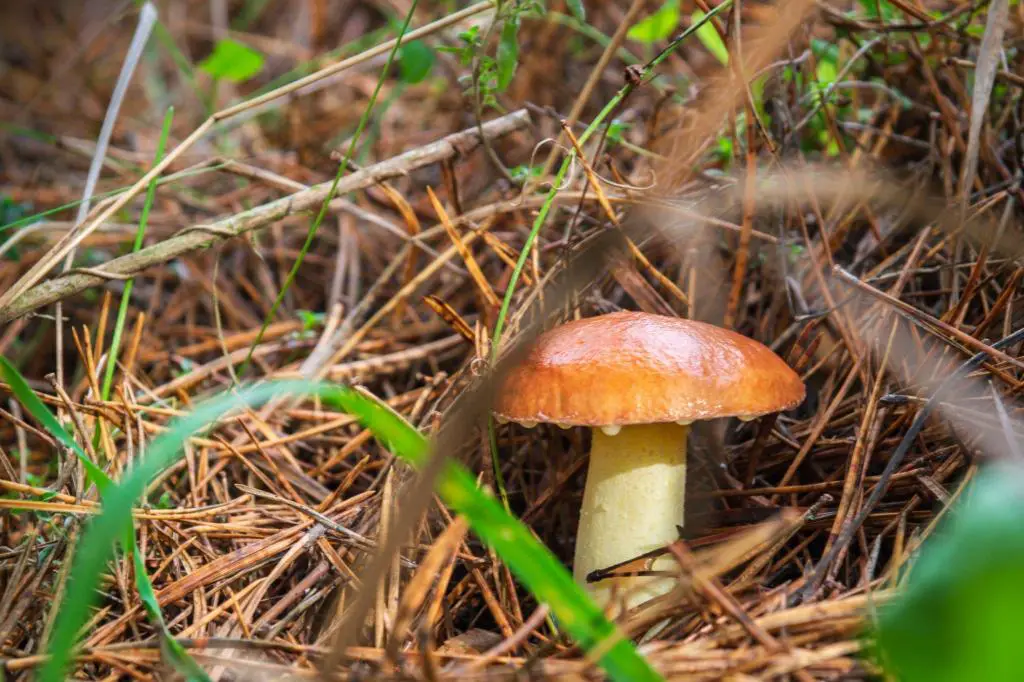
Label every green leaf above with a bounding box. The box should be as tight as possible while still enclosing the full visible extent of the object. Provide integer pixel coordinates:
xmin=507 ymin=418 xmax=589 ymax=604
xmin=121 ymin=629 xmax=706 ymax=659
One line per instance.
xmin=810 ymin=38 xmax=840 ymax=64
xmin=716 ymin=134 xmax=733 ymax=162
xmin=509 ymin=164 xmax=543 ymax=183
xmin=811 ymin=37 xmax=835 ymax=62
xmin=497 ymin=14 xmax=520 ymax=91
xmin=857 ymin=0 xmax=899 ymax=20
xmin=437 ymin=43 xmax=472 ymax=66
xmin=815 ymin=58 xmax=838 ymax=89
xmin=297 ymin=309 xmax=325 ymax=332
xmin=459 ymin=25 xmax=481 ymax=44
xmin=874 ymin=463 xmax=1024 ymax=682
xmin=567 ymin=0 xmax=586 ymax=22
xmin=398 ymin=39 xmax=435 ymax=84
xmin=751 ymin=72 xmax=769 ymax=121
xmin=0 ymin=357 xmax=110 ymax=493
xmin=691 ymin=9 xmax=728 ymax=65
xmin=965 ymin=22 xmax=985 ymax=38
xmin=198 ymin=38 xmax=264 ymax=83
xmin=627 ymin=0 xmax=680 ymax=44
xmin=39 ymin=380 xmax=662 ymax=682
xmin=607 ymin=118 xmax=631 ymax=145
xmin=824 ymin=136 xmax=840 ymax=157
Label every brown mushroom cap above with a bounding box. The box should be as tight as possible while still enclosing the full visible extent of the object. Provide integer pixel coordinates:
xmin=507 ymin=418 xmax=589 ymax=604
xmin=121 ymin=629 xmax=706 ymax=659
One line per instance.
xmin=494 ymin=311 xmax=805 ymax=426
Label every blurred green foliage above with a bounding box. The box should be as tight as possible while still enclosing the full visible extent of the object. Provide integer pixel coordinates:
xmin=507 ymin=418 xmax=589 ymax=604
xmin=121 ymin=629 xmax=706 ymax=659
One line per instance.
xmin=875 ymin=463 xmax=1024 ymax=682
xmin=627 ymin=0 xmax=680 ymax=43
xmin=398 ymin=39 xmax=436 ymax=83
xmin=199 ymin=38 xmax=265 ymax=82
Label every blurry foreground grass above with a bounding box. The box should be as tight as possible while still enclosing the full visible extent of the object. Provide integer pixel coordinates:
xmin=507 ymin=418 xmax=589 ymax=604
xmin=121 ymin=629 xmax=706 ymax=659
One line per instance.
xmin=0 ymin=357 xmax=660 ymax=682
xmin=875 ymin=462 xmax=1024 ymax=682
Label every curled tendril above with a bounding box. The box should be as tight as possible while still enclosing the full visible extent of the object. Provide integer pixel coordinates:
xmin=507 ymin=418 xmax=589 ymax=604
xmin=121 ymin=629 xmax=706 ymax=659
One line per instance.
xmin=592 ymin=166 xmax=657 ymax=192
xmin=513 ymin=138 xmax=579 ymax=206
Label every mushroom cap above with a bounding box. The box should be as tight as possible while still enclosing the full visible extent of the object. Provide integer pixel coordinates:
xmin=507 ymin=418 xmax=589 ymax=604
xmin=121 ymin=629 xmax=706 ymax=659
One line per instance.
xmin=494 ymin=311 xmax=805 ymax=426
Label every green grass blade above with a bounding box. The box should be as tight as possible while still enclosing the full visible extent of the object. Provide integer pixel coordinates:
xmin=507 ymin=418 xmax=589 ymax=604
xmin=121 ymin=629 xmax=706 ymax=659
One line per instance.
xmin=132 ymin=548 xmax=211 ymax=681
xmin=36 ymin=381 xmax=303 ymax=682
xmin=39 ymin=379 xmax=661 ymax=682
xmin=235 ymin=0 xmax=419 ymax=380
xmin=334 ymin=388 xmax=663 ymax=682
xmin=100 ymin=106 xmax=174 ymax=403
xmin=0 ymin=356 xmax=110 ymax=493
xmin=0 ymin=163 xmax=226 ymax=236
xmin=1 ymin=356 xmax=209 ymax=681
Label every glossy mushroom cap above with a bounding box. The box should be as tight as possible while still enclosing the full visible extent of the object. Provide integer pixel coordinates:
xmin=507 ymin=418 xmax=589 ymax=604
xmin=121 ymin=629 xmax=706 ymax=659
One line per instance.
xmin=494 ymin=311 xmax=805 ymax=426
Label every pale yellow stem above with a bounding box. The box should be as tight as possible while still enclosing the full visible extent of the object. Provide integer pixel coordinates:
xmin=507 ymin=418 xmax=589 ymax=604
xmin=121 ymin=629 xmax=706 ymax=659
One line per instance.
xmin=573 ymin=422 xmax=689 ymax=614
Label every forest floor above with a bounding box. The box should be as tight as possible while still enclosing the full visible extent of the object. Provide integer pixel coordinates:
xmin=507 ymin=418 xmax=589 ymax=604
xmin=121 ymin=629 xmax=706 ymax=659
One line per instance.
xmin=3 ymin=1 xmax=1024 ymax=680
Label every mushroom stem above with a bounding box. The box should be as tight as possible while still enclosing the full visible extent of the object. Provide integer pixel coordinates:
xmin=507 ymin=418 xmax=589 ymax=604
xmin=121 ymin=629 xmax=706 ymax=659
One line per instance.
xmin=573 ymin=422 xmax=689 ymax=612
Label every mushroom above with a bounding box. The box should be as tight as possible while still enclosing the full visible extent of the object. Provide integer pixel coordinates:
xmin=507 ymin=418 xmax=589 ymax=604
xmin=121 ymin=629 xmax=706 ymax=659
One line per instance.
xmin=494 ymin=311 xmax=805 ymax=612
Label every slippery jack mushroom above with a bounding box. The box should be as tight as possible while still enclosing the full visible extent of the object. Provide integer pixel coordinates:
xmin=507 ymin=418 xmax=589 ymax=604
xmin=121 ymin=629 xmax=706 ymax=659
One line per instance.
xmin=494 ymin=311 xmax=805 ymax=612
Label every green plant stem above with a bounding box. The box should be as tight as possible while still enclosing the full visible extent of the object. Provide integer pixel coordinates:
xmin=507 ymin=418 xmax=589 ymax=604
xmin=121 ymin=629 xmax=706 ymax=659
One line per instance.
xmin=486 ymin=0 xmax=734 ymax=507
xmin=471 ymin=3 xmax=514 ymax=183
xmin=0 ymin=162 xmax=228 ymax=237
xmin=235 ymin=0 xmax=420 ymax=380
xmin=99 ymin=107 xmax=174 ymax=405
